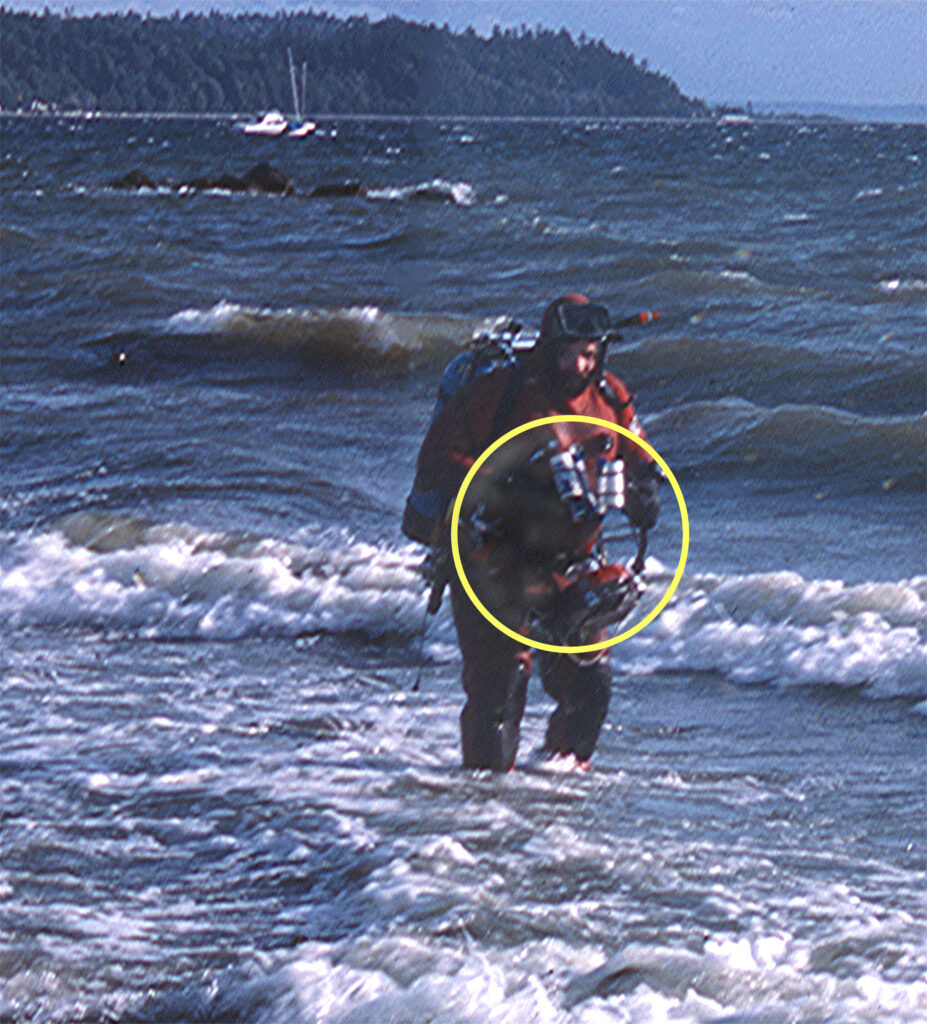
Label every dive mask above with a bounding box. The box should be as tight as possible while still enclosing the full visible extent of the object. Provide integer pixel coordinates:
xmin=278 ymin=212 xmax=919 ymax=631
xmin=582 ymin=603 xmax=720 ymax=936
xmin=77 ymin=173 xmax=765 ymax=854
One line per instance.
xmin=551 ymin=302 xmax=611 ymax=341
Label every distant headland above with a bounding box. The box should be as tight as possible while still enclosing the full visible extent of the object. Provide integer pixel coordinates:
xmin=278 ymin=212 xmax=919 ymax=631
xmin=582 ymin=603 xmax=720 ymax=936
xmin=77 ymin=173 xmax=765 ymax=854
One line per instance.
xmin=0 ymin=9 xmax=711 ymax=119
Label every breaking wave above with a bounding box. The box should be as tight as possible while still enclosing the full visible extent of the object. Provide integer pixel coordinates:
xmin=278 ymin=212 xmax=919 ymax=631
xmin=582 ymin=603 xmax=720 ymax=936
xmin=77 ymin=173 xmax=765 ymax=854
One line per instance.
xmin=98 ymin=174 xmax=478 ymax=205
xmin=162 ymin=929 xmax=927 ymax=1024
xmin=632 ymin=562 xmax=927 ymax=699
xmin=2 ymin=513 xmax=924 ymax=700
xmin=876 ymin=277 xmax=927 ymax=300
xmin=154 ymin=305 xmax=927 ymax=424
xmin=163 ymin=301 xmax=499 ymax=369
xmin=0 ymin=513 xmax=427 ymax=642
xmin=364 ymin=178 xmax=477 ymax=206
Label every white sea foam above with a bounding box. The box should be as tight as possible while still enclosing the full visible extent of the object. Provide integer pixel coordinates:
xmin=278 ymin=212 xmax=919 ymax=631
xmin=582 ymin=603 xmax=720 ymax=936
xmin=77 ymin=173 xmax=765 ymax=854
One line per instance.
xmin=206 ymin=925 xmax=927 ymax=1024
xmin=0 ymin=515 xmax=427 ymax=642
xmin=878 ymin=277 xmax=927 ymax=295
xmin=165 ymin=300 xmax=393 ymax=341
xmin=364 ymin=178 xmax=476 ymax=206
xmin=166 ymin=299 xmax=245 ymax=333
xmin=3 ymin=516 xmax=925 ymax=699
xmin=717 ymin=269 xmax=759 ymax=287
xmin=632 ymin=568 xmax=927 ymax=698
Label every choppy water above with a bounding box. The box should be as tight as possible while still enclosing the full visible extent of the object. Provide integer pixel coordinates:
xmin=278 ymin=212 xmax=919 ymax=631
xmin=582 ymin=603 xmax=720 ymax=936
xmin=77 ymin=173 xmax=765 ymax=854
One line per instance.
xmin=1 ymin=113 xmax=926 ymax=1022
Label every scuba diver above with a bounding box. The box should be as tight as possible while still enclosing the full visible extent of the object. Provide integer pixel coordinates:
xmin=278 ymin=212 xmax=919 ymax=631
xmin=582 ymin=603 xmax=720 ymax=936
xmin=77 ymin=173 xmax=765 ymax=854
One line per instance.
xmin=404 ymin=293 xmax=660 ymax=772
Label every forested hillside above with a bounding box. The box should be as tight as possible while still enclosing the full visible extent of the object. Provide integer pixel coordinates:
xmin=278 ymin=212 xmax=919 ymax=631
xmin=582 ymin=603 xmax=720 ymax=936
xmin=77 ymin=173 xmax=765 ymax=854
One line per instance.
xmin=0 ymin=9 xmax=709 ymax=117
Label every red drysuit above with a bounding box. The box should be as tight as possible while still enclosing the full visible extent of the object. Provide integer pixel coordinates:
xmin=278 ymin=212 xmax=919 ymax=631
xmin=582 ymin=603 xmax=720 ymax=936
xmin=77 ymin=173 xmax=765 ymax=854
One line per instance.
xmin=416 ymin=338 xmax=652 ymax=771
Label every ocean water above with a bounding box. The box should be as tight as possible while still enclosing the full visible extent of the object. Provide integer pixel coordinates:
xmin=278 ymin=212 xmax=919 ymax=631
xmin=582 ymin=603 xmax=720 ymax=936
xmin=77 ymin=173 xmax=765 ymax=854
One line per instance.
xmin=1 ymin=113 xmax=925 ymax=1023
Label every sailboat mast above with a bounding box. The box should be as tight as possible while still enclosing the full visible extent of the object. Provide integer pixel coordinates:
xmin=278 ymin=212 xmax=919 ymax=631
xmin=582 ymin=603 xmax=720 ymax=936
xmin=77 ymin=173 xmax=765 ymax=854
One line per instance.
xmin=287 ymin=48 xmax=300 ymax=119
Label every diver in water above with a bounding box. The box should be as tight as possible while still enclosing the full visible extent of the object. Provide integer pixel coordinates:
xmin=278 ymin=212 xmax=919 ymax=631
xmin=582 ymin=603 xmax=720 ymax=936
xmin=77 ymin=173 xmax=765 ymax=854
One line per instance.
xmin=406 ymin=294 xmax=659 ymax=771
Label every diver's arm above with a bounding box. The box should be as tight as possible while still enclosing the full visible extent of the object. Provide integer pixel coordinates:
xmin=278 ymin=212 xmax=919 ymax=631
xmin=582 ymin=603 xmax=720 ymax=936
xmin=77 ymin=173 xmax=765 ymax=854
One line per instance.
xmin=601 ymin=371 xmax=660 ymax=530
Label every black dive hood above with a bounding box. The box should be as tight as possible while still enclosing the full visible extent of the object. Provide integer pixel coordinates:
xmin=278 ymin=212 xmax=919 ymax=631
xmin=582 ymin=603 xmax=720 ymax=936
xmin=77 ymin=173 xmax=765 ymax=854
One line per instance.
xmin=537 ymin=295 xmax=612 ymax=396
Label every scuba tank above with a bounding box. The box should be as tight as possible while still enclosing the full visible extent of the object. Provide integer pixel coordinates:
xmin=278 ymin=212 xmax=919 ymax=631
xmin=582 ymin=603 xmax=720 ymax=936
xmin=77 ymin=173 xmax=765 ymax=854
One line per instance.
xmin=401 ymin=318 xmax=532 ymax=545
xmin=430 ymin=318 xmax=533 ymax=422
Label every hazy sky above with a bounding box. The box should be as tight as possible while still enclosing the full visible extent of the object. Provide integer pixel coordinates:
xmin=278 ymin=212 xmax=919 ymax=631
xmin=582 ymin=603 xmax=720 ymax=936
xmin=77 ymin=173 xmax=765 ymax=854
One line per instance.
xmin=9 ymin=0 xmax=926 ymax=108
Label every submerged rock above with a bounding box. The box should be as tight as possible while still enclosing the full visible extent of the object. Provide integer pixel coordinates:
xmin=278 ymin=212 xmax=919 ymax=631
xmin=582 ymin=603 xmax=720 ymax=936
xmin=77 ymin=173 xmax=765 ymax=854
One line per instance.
xmin=109 ymin=168 xmax=157 ymax=189
xmin=108 ymin=162 xmax=294 ymax=196
xmin=310 ymin=180 xmax=366 ymax=198
xmin=239 ymin=162 xmax=294 ymax=196
xmin=179 ymin=162 xmax=294 ymax=196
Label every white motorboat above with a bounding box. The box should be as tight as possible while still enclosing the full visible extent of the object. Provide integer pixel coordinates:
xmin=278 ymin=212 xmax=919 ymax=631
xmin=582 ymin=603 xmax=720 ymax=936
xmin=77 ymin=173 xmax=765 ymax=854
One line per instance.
xmin=243 ymin=110 xmax=289 ymax=136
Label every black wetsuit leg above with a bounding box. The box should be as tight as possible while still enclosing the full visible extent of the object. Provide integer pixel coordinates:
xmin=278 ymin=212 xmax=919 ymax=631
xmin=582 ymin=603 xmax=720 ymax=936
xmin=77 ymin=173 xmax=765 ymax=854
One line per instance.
xmin=451 ymin=581 xmax=531 ymax=771
xmin=539 ymin=652 xmax=611 ymax=762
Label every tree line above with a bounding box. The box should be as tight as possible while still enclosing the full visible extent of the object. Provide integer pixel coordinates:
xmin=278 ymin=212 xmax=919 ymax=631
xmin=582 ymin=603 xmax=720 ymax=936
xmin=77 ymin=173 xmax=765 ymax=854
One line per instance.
xmin=0 ymin=9 xmax=709 ymax=118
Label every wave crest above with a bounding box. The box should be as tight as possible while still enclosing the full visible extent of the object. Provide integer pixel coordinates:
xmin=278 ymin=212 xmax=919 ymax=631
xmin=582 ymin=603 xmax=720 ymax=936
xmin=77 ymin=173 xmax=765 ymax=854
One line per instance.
xmin=650 ymin=400 xmax=926 ymax=490
xmin=1 ymin=513 xmax=427 ymax=641
xmin=164 ymin=302 xmax=497 ymax=369
xmin=2 ymin=513 xmax=924 ymax=701
xmin=637 ymin=565 xmax=927 ymax=698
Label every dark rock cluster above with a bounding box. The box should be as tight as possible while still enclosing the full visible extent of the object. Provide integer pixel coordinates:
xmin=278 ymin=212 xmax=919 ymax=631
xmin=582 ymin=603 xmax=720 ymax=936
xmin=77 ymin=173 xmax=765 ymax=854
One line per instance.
xmin=109 ymin=162 xmax=294 ymax=196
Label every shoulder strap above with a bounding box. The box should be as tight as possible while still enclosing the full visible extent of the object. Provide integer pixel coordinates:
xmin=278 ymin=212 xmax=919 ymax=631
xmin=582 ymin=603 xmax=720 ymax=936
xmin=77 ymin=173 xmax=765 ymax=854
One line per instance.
xmin=486 ymin=357 xmax=529 ymax=445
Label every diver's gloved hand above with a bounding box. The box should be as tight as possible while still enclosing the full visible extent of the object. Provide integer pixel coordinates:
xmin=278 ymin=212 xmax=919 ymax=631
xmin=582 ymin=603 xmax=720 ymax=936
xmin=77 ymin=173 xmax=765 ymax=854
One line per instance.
xmin=624 ymin=464 xmax=660 ymax=530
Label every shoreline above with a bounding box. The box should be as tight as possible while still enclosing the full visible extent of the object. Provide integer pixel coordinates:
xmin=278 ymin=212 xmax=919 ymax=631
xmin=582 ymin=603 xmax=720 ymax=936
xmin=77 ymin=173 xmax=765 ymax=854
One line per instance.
xmin=4 ymin=108 xmax=925 ymax=126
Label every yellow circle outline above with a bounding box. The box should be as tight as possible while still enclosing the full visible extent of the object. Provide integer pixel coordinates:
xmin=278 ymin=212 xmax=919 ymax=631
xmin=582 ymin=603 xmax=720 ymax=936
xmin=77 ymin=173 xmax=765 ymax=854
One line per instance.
xmin=449 ymin=415 xmax=689 ymax=654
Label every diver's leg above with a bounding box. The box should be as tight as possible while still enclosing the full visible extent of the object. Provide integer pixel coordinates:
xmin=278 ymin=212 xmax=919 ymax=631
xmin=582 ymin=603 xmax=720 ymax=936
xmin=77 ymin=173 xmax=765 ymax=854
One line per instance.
xmin=452 ymin=582 xmax=531 ymax=771
xmin=460 ymin=657 xmax=530 ymax=771
xmin=540 ymin=653 xmax=611 ymax=763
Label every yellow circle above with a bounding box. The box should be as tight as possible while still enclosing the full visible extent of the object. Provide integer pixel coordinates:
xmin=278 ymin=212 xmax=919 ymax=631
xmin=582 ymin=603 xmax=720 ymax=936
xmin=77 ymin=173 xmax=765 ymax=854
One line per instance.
xmin=449 ymin=415 xmax=689 ymax=654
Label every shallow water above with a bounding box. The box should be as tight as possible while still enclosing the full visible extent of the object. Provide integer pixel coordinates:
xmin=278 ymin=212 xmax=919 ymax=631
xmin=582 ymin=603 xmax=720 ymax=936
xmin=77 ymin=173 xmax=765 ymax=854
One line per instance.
xmin=2 ymin=113 xmax=925 ymax=1021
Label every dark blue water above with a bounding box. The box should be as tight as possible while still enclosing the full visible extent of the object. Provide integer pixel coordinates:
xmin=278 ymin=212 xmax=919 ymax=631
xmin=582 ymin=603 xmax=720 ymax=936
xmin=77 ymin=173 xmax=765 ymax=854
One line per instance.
xmin=1 ymin=113 xmax=925 ymax=1022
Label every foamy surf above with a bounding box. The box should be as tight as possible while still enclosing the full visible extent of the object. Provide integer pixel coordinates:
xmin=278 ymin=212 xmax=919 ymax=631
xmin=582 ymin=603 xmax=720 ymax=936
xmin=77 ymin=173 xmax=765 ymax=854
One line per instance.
xmin=364 ymin=178 xmax=477 ymax=206
xmin=877 ymin=277 xmax=927 ymax=298
xmin=0 ymin=513 xmax=428 ymax=641
xmin=141 ymin=874 xmax=927 ymax=1023
xmin=3 ymin=514 xmax=924 ymax=701
xmin=632 ymin=566 xmax=927 ymax=698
